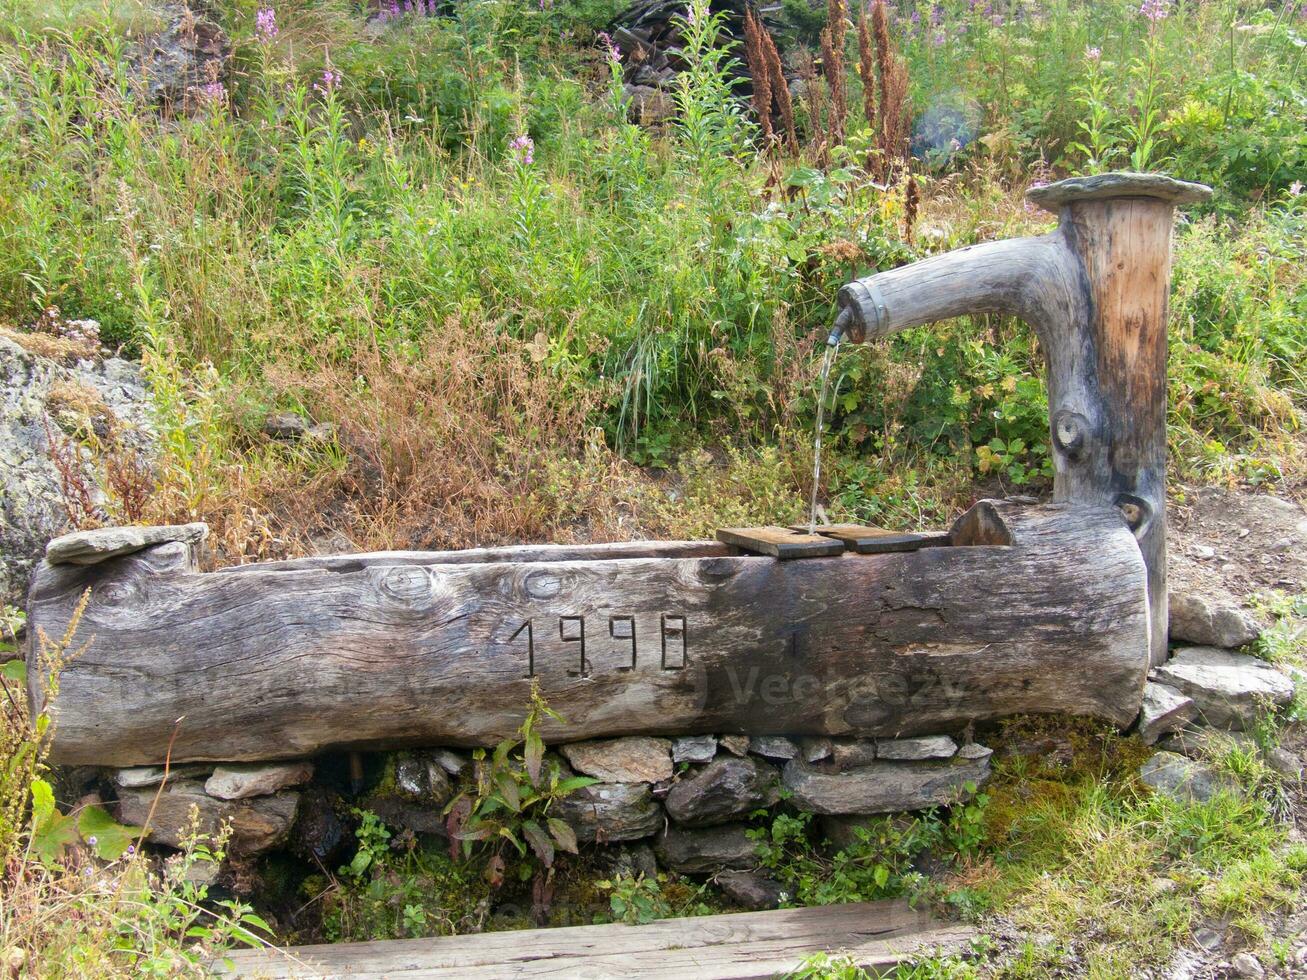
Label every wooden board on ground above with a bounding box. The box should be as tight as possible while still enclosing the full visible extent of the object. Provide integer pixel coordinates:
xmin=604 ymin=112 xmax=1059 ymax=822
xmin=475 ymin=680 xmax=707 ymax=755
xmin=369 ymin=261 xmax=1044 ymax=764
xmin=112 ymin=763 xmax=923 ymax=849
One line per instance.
xmin=715 ymin=525 xmax=846 ymax=558
xmin=798 ymin=524 xmax=952 ymax=554
xmin=214 ymin=898 xmax=976 ymax=979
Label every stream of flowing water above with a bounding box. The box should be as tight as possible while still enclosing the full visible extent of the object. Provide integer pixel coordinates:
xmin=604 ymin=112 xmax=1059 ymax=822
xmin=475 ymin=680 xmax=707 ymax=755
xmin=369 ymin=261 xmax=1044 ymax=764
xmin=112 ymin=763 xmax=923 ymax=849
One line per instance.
xmin=808 ymin=341 xmax=839 ymax=534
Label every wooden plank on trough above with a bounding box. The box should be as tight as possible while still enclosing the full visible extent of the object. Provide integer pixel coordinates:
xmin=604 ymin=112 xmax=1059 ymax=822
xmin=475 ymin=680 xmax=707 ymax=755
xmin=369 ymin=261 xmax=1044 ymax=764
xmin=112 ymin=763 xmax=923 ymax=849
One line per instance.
xmin=214 ymin=898 xmax=976 ymax=979
xmin=796 ymin=524 xmax=951 ymax=554
xmin=716 ymin=525 xmax=846 ymax=559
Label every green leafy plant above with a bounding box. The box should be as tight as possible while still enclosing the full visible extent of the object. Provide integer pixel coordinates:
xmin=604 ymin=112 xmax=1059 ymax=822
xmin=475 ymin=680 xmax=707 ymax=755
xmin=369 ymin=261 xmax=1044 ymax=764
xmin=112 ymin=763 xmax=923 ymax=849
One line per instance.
xmin=444 ymin=681 xmax=594 ymax=915
xmin=596 ymin=872 xmax=674 ymax=924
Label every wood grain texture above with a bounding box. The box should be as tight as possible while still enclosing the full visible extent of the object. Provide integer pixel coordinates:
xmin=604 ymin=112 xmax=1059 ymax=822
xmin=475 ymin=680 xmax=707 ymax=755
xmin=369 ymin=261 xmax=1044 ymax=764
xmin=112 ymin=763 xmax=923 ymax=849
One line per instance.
xmin=836 ymin=172 xmax=1212 ymax=665
xmin=214 ymin=898 xmax=976 ymax=979
xmin=28 ymin=501 xmax=1150 ymax=767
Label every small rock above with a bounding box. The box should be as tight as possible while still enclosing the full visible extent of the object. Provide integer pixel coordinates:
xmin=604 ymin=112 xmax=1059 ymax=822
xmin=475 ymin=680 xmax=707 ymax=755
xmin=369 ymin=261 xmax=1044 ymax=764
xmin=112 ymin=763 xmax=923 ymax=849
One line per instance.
xmin=554 ymin=782 xmax=662 ymax=843
xmin=718 ymin=735 xmax=749 ymax=756
xmin=1190 ymin=544 xmax=1216 ymax=560
xmin=1192 ymin=926 xmax=1224 ymax=951
xmin=205 ymin=761 xmax=313 ymax=801
xmin=955 ymin=743 xmax=994 ymax=762
xmin=364 ymin=795 xmax=447 ymax=836
xmin=1158 ymin=727 xmax=1256 ymax=760
xmin=876 ymin=735 xmax=957 ymax=761
xmin=672 ymin=736 xmax=717 ymax=765
xmin=1152 ymin=647 xmax=1295 ymax=730
xmin=1136 ymin=682 xmax=1199 ymax=745
xmin=1169 ymin=591 xmax=1261 ymax=649
xmin=289 ymin=785 xmax=345 ymax=863
xmin=117 ymin=780 xmax=298 ymax=856
xmin=783 ymin=750 xmax=991 ymax=815
xmin=829 ymin=739 xmax=878 ymax=771
xmin=114 ymin=763 xmax=213 ymax=788
xmin=560 ymin=737 xmax=673 ymax=783
xmin=262 ymin=413 xmax=313 ymax=440
xmin=1139 ymin=751 xmax=1239 ymax=803
xmin=433 ymin=749 xmax=469 ymax=776
xmin=798 ymin=737 xmax=833 ymax=763
xmin=716 ymin=871 xmax=785 ymax=910
xmin=1150 ymin=876 xmax=1178 ymax=895
xmin=46 ymin=522 xmax=208 ymax=565
xmin=393 ymin=752 xmax=453 ymax=803
xmin=1229 ymin=952 xmax=1263 ymax=978
xmin=654 ymin=823 xmax=757 ymax=873
xmin=1263 ymin=746 xmax=1301 ymax=780
xmin=748 ymin=736 xmax=799 ymax=761
xmin=665 ymin=757 xmax=780 ymax=827
xmin=819 ymin=814 xmax=886 ymax=851
xmin=596 ymin=843 xmax=658 ymax=881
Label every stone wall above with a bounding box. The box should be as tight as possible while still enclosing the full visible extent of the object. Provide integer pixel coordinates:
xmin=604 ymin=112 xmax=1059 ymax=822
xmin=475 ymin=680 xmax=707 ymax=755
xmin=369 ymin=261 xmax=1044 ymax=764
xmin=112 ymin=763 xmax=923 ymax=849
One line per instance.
xmin=101 ymin=731 xmax=993 ymax=910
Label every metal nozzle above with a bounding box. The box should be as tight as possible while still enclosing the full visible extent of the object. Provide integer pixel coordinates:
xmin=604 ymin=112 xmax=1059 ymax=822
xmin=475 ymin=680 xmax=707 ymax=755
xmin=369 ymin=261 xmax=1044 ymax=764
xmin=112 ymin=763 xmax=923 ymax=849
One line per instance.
xmin=826 ymin=308 xmax=852 ymax=347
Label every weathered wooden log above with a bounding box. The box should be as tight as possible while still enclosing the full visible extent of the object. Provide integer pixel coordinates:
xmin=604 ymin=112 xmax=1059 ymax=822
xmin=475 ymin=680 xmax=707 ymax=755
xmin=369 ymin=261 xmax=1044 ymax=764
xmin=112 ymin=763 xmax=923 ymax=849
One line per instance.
xmin=27 ymin=500 xmax=1150 ymax=766
xmin=835 ymin=172 xmax=1212 ymax=665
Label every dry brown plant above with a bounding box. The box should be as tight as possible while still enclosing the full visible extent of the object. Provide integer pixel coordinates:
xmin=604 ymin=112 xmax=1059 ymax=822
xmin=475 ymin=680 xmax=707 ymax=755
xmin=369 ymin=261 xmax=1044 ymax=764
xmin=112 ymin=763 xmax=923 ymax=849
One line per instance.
xmin=742 ymin=8 xmax=774 ymax=142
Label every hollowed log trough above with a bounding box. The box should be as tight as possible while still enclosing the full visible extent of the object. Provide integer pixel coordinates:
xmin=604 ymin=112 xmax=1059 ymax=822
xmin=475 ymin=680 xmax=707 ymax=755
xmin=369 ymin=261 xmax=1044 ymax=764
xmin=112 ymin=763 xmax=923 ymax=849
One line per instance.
xmin=28 ymin=499 xmax=1150 ymax=767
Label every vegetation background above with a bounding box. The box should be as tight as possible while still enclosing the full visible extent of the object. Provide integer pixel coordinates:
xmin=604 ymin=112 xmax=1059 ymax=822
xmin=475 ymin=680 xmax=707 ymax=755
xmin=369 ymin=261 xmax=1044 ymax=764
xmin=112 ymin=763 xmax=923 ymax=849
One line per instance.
xmin=0 ymin=0 xmax=1303 ymax=974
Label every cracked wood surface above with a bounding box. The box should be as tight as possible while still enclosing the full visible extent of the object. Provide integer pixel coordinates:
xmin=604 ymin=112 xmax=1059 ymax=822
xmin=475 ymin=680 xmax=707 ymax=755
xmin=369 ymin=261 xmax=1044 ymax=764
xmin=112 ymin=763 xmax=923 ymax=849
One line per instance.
xmin=28 ymin=501 xmax=1150 ymax=766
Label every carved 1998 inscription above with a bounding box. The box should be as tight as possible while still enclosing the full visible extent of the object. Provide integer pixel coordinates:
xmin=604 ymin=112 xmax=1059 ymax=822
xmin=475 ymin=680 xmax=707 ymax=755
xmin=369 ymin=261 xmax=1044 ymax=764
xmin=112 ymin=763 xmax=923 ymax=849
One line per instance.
xmin=510 ymin=614 xmax=688 ymax=677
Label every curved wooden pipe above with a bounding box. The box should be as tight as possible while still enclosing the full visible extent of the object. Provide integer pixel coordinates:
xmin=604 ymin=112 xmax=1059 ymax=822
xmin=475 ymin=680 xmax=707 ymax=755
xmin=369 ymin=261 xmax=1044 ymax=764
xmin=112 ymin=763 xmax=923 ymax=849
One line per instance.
xmin=834 ymin=173 xmax=1212 ymax=665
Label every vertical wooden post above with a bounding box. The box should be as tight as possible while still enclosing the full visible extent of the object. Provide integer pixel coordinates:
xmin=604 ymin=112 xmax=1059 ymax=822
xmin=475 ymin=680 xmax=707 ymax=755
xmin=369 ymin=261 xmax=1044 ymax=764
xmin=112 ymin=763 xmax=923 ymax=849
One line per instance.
xmin=837 ymin=173 xmax=1212 ymax=666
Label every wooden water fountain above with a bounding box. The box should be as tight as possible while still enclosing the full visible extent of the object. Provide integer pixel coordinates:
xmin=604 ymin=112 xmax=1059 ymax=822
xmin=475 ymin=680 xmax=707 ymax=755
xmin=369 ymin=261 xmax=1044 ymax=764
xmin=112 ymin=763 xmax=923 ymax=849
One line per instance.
xmin=26 ymin=173 xmax=1210 ymax=768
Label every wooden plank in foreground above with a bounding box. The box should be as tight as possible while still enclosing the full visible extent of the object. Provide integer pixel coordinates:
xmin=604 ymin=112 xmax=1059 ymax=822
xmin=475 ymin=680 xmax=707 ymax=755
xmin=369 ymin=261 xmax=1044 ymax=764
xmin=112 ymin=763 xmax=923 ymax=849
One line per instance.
xmin=215 ymin=899 xmax=976 ymax=979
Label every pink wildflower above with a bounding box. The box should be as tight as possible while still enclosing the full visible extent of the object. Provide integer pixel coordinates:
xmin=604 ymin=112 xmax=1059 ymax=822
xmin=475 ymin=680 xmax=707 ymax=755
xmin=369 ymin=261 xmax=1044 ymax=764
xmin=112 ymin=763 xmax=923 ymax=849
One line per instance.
xmin=1139 ymin=0 xmax=1170 ymax=25
xmin=1085 ymin=46 xmax=1101 ymax=61
xmin=314 ymin=68 xmax=339 ymax=94
xmin=509 ymin=134 xmax=535 ymax=166
xmin=255 ymin=7 xmax=278 ymax=42
xmin=597 ymin=31 xmax=621 ymax=63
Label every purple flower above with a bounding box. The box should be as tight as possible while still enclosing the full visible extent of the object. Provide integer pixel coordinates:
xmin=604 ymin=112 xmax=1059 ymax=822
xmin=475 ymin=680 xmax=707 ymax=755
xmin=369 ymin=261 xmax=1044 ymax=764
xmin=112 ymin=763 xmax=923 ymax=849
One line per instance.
xmin=509 ymin=133 xmax=535 ymax=166
xmin=86 ymin=836 xmax=98 ymax=847
xmin=314 ymin=68 xmax=339 ymax=94
xmin=932 ymin=28 xmax=946 ymax=45
xmin=255 ymin=7 xmax=278 ymax=42
xmin=910 ymin=9 xmax=921 ymax=25
xmin=1139 ymin=0 xmax=1170 ymax=24
xmin=597 ymin=31 xmax=621 ymax=64
xmin=1085 ymin=45 xmax=1101 ymax=61
xmin=930 ymin=4 xmax=942 ymax=26
xmin=126 ymin=845 xmax=136 ymax=856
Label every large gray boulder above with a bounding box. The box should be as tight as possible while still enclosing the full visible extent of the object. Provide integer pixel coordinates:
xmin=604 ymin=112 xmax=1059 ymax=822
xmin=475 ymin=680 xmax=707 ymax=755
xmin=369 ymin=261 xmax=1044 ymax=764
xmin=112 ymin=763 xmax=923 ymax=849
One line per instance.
xmin=1151 ymin=647 xmax=1295 ymax=730
xmin=0 ymin=334 xmax=153 ymax=607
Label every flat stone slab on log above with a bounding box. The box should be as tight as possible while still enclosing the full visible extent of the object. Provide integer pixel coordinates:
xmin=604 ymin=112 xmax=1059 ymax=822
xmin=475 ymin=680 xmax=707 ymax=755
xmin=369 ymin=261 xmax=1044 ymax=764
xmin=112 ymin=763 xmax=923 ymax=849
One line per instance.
xmin=45 ymin=522 xmax=208 ymax=565
xmin=214 ymin=898 xmax=976 ymax=979
xmin=1026 ymin=172 xmax=1212 ymax=211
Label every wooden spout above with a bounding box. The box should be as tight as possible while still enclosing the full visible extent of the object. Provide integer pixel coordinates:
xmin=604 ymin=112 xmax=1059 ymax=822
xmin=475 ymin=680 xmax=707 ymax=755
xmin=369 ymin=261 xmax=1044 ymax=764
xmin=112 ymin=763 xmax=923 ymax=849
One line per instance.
xmin=838 ymin=172 xmax=1212 ymax=665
